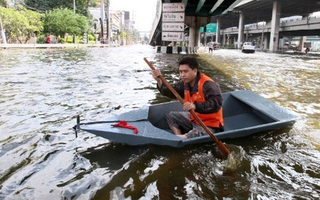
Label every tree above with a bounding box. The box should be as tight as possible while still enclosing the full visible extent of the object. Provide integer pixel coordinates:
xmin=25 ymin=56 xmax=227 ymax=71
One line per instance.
xmin=17 ymin=6 xmax=44 ymax=43
xmin=24 ymin=0 xmax=91 ymax=17
xmin=0 ymin=6 xmax=43 ymax=43
xmin=0 ymin=0 xmax=7 ymax=7
xmin=43 ymin=8 xmax=88 ymax=39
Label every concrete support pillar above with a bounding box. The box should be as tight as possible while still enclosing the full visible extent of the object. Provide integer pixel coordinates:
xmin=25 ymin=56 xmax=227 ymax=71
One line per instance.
xmin=188 ymin=27 xmax=197 ymax=53
xmin=222 ymin=33 xmax=226 ymax=46
xmin=188 ymin=24 xmax=199 ymax=48
xmin=264 ymin=34 xmax=269 ymax=50
xmin=237 ymin=12 xmax=244 ymax=49
xmin=299 ymin=36 xmax=307 ymax=52
xmin=269 ymin=1 xmax=281 ymax=52
xmin=189 ymin=27 xmax=196 ymax=48
xmin=185 ymin=16 xmax=210 ymax=53
xmin=260 ymin=22 xmax=265 ymax=50
xmin=216 ymin=19 xmax=220 ymax=43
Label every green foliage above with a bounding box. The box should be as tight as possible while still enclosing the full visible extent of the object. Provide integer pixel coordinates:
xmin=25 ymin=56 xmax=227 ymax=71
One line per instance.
xmin=88 ymin=33 xmax=94 ymax=41
xmin=24 ymin=0 xmax=90 ymax=17
xmin=0 ymin=6 xmax=43 ymax=43
xmin=0 ymin=0 xmax=7 ymax=7
xmin=120 ymin=31 xmax=126 ymax=38
xmin=89 ymin=0 xmax=97 ymax=7
xmin=36 ymin=35 xmax=46 ymax=43
xmin=43 ymin=7 xmax=88 ymax=38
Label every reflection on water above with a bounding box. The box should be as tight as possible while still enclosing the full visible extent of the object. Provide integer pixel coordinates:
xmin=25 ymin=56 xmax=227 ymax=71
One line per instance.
xmin=0 ymin=45 xmax=319 ymax=199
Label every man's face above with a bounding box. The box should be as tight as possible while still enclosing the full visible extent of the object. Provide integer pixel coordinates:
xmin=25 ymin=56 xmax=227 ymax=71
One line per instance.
xmin=179 ymin=64 xmax=197 ymax=84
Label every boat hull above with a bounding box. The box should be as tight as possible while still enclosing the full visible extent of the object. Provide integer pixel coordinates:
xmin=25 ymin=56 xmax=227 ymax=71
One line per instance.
xmin=75 ymin=90 xmax=299 ymax=147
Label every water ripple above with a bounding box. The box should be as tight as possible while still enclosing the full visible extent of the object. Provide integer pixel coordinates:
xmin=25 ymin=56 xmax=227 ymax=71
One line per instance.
xmin=0 ymin=46 xmax=319 ymax=199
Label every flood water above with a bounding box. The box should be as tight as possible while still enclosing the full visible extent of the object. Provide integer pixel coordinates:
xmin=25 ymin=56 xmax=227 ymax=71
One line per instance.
xmin=0 ymin=45 xmax=319 ymax=199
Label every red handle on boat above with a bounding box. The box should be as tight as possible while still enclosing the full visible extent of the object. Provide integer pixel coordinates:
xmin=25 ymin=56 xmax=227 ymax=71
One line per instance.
xmin=144 ymin=57 xmax=230 ymax=158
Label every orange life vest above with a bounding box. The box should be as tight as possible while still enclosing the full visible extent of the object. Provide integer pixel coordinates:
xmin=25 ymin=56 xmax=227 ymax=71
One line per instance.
xmin=184 ymin=74 xmax=224 ymax=128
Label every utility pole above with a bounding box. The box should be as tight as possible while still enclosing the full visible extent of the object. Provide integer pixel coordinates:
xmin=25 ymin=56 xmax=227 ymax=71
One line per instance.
xmin=106 ymin=0 xmax=111 ymax=46
xmin=101 ymin=0 xmax=105 ymax=43
xmin=0 ymin=18 xmax=7 ymax=44
xmin=73 ymin=0 xmax=76 ymax=44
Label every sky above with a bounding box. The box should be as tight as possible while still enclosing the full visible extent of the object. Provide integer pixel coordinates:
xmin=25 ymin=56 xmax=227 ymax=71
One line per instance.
xmin=110 ymin=0 xmax=158 ymax=31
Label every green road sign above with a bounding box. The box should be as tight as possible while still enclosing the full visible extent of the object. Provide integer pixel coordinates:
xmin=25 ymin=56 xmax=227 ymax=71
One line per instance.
xmin=200 ymin=23 xmax=216 ymax=33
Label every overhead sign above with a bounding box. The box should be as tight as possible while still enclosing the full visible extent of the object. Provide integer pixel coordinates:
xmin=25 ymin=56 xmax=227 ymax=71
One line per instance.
xmin=162 ymin=32 xmax=184 ymax=41
xmin=200 ymin=23 xmax=217 ymax=33
xmin=162 ymin=3 xmax=185 ymax=12
xmin=162 ymin=23 xmax=184 ymax=31
xmin=162 ymin=3 xmax=185 ymax=42
xmin=162 ymin=13 xmax=185 ymax=22
xmin=206 ymin=23 xmax=217 ymax=33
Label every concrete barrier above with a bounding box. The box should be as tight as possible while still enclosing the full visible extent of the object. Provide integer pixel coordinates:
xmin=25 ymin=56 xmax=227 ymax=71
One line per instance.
xmin=157 ymin=46 xmax=195 ymax=54
xmin=156 ymin=46 xmax=161 ymax=53
xmin=161 ymin=46 xmax=167 ymax=53
xmin=180 ymin=46 xmax=187 ymax=54
xmin=172 ymin=46 xmax=178 ymax=54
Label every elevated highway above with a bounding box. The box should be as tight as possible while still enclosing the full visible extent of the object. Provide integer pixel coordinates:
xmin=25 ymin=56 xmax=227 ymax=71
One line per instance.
xmin=212 ymin=0 xmax=320 ymax=29
xmin=150 ymin=0 xmax=320 ymax=52
xmin=149 ymin=0 xmax=242 ymax=47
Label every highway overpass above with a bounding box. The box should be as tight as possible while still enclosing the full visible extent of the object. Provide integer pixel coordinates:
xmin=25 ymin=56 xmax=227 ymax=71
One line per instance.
xmin=149 ymin=0 xmax=242 ymax=48
xmin=150 ymin=0 xmax=320 ymax=52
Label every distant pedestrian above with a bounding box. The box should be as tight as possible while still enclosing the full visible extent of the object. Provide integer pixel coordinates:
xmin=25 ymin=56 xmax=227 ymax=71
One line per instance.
xmin=207 ymin=40 xmax=213 ymax=53
xmin=46 ymin=35 xmax=51 ymax=44
xmin=305 ymin=47 xmax=310 ymax=55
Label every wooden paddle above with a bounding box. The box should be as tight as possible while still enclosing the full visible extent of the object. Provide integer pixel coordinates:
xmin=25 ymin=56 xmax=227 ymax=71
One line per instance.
xmin=144 ymin=58 xmax=231 ymax=158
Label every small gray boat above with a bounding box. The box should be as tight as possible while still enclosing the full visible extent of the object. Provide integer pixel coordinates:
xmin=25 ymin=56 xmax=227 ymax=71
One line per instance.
xmin=74 ymin=90 xmax=299 ymax=148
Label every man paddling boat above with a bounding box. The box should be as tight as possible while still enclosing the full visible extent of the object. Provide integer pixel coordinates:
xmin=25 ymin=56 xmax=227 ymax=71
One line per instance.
xmin=152 ymin=57 xmax=224 ymax=139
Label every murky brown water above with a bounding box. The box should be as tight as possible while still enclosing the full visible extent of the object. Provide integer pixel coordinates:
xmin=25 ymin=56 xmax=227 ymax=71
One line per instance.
xmin=0 ymin=45 xmax=319 ymax=199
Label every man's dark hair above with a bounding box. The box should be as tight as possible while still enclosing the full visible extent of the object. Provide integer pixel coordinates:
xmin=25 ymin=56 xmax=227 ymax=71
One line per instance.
xmin=178 ymin=57 xmax=199 ymax=70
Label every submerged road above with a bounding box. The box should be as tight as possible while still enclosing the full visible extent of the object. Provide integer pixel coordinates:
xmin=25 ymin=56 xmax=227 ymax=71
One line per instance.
xmin=0 ymin=44 xmax=319 ymax=199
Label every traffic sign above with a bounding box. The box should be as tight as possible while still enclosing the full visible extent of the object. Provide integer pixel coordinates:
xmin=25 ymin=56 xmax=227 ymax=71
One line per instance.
xmin=207 ymin=23 xmax=217 ymax=33
xmin=162 ymin=3 xmax=185 ymax=42
xmin=200 ymin=23 xmax=217 ymax=33
xmin=163 ymin=3 xmax=185 ymax=12
xmin=162 ymin=32 xmax=184 ymax=41
xmin=162 ymin=23 xmax=184 ymax=31
xmin=162 ymin=13 xmax=185 ymax=22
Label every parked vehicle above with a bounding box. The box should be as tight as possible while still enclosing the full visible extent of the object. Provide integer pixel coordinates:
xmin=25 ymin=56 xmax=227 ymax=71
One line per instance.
xmin=213 ymin=42 xmax=220 ymax=50
xmin=242 ymin=42 xmax=255 ymax=53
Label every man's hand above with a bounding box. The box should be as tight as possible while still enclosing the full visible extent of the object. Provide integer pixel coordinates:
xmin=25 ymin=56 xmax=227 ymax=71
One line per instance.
xmin=152 ymin=69 xmax=162 ymax=79
xmin=183 ymin=102 xmax=195 ymax=111
xmin=152 ymin=69 xmax=163 ymax=87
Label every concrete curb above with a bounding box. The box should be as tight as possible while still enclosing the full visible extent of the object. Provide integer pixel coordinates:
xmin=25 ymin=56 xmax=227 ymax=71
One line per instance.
xmin=0 ymin=43 xmax=119 ymax=49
